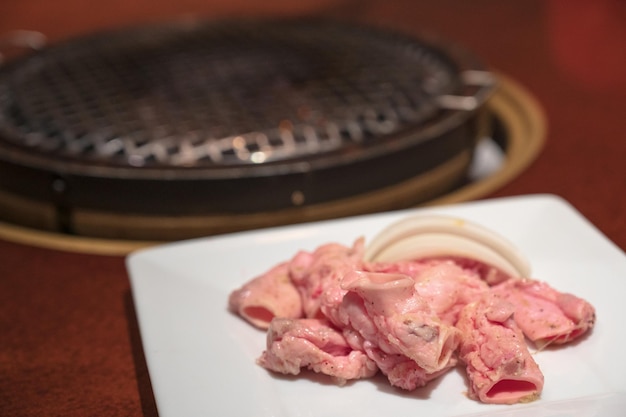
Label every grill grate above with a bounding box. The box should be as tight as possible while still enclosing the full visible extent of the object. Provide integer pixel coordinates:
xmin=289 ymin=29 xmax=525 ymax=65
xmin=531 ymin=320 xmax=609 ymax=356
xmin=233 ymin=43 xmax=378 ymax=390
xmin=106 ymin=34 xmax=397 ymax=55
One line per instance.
xmin=0 ymin=21 xmax=463 ymax=168
xmin=0 ymin=19 xmax=495 ymax=233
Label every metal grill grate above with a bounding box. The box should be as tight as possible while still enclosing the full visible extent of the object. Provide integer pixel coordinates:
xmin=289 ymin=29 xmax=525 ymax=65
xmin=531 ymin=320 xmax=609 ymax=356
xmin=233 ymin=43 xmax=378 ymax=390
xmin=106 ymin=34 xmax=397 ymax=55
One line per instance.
xmin=0 ymin=19 xmax=495 ymax=225
xmin=0 ymin=21 xmax=464 ymax=169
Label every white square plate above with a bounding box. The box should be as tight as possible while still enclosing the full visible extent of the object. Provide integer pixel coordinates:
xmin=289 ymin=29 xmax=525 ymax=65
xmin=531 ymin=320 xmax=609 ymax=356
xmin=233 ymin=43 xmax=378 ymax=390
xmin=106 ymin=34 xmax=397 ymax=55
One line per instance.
xmin=127 ymin=194 xmax=626 ymax=417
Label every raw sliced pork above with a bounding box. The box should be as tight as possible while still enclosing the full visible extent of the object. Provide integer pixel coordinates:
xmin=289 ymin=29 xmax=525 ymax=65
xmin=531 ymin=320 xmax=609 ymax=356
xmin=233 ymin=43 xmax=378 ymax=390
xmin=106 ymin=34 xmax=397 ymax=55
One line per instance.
xmin=228 ymin=262 xmax=302 ymax=329
xmin=456 ymin=293 xmax=544 ymax=404
xmin=257 ymin=317 xmax=378 ymax=384
xmin=229 ymin=230 xmax=596 ymax=405
xmin=492 ymin=278 xmax=596 ymax=348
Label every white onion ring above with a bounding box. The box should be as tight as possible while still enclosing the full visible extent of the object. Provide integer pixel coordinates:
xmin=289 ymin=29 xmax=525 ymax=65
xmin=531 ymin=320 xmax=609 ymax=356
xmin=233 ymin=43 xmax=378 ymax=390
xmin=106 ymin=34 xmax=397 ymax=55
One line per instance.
xmin=364 ymin=215 xmax=531 ymax=278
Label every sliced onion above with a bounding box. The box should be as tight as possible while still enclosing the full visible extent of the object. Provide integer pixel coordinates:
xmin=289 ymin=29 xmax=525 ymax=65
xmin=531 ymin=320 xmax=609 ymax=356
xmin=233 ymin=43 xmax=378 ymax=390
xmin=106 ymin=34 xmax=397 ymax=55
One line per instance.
xmin=364 ymin=215 xmax=531 ymax=278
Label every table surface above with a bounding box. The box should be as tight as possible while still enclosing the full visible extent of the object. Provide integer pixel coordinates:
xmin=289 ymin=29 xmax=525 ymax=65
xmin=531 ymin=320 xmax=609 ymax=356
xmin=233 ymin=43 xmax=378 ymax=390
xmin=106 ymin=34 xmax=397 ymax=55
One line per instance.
xmin=1 ymin=1 xmax=625 ymax=416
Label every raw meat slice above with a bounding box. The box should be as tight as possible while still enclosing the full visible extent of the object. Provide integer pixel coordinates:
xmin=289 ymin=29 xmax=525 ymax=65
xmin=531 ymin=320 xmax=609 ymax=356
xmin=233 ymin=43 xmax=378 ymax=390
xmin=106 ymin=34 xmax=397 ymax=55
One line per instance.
xmin=228 ymin=262 xmax=302 ymax=329
xmin=411 ymin=261 xmax=489 ymax=325
xmin=289 ymin=239 xmax=365 ymax=320
xmin=337 ymin=289 xmax=457 ymax=390
xmin=437 ymin=256 xmax=516 ymax=285
xmin=363 ymin=258 xmax=435 ymax=278
xmin=367 ymin=259 xmax=488 ymax=324
xmin=456 ymin=293 xmax=544 ymax=404
xmin=257 ymin=318 xmax=378 ymax=384
xmin=340 ymin=271 xmax=460 ymax=375
xmin=492 ymin=278 xmax=596 ymax=348
xmin=363 ymin=342 xmax=457 ymax=390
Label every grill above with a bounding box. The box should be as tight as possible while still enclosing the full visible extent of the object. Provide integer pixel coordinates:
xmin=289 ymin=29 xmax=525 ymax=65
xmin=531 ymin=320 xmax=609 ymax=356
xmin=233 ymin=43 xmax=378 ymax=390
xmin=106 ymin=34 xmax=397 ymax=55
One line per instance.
xmin=0 ymin=19 xmax=495 ymax=240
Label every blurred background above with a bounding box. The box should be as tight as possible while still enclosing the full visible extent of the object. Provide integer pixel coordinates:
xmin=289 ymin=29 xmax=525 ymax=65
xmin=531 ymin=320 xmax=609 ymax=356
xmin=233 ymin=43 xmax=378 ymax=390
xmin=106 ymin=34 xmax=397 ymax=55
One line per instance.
xmin=2 ymin=0 xmax=624 ymax=91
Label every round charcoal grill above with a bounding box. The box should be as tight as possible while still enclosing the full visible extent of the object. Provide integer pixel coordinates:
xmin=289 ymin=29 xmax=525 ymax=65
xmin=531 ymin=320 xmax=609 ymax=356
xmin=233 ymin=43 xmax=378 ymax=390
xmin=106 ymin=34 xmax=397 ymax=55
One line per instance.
xmin=0 ymin=19 xmax=495 ymax=240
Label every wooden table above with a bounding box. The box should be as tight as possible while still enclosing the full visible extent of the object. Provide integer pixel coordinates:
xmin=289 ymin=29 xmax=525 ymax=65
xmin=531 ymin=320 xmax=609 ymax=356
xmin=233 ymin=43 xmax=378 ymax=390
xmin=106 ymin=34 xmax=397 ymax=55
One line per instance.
xmin=1 ymin=1 xmax=625 ymax=415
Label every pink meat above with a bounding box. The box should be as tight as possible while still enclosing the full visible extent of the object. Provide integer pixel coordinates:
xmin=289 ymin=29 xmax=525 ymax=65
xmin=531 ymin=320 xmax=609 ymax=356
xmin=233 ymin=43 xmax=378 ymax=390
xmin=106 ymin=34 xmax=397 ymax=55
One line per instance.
xmin=411 ymin=261 xmax=489 ymax=325
xmin=229 ymin=237 xmax=596 ymax=404
xmin=435 ymin=256 xmax=515 ymax=285
xmin=364 ymin=259 xmax=435 ymax=278
xmin=363 ymin=343 xmax=457 ymax=390
xmin=228 ymin=262 xmax=302 ymax=329
xmin=456 ymin=293 xmax=544 ymax=404
xmin=257 ymin=318 xmax=378 ymax=384
xmin=492 ymin=278 xmax=596 ymax=348
xmin=337 ymin=288 xmax=457 ymax=390
xmin=367 ymin=256 xmax=515 ymax=286
xmin=366 ymin=260 xmax=488 ymax=325
xmin=339 ymin=271 xmax=460 ymax=375
xmin=289 ymin=239 xmax=365 ymax=320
